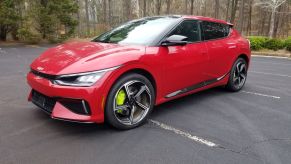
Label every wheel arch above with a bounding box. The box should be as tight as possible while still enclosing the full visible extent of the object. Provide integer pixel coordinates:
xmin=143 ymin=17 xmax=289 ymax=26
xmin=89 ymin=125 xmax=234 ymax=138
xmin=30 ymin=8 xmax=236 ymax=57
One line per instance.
xmin=237 ymin=54 xmax=250 ymax=65
xmin=117 ymin=68 xmax=157 ymax=94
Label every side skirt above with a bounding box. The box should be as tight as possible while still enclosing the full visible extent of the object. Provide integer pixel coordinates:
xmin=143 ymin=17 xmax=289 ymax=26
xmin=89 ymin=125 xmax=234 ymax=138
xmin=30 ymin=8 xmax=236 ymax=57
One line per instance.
xmin=165 ymin=73 xmax=229 ymax=98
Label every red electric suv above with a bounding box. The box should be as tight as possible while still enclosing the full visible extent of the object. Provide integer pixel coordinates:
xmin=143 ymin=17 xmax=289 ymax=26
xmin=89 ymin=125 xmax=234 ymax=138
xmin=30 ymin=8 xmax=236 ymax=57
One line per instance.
xmin=27 ymin=15 xmax=251 ymax=129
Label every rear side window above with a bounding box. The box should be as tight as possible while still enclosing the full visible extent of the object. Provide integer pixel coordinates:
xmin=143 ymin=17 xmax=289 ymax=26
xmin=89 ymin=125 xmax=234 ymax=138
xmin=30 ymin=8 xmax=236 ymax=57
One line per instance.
xmin=201 ymin=21 xmax=230 ymax=40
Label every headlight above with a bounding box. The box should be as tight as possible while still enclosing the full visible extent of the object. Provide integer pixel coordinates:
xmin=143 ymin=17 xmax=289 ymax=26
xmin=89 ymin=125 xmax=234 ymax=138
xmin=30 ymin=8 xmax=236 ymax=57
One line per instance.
xmin=53 ymin=66 xmax=120 ymax=87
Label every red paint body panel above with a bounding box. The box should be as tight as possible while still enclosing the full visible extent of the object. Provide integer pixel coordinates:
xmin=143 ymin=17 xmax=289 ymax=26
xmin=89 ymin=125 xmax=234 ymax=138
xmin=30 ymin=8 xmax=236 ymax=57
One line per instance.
xmin=27 ymin=16 xmax=251 ymax=123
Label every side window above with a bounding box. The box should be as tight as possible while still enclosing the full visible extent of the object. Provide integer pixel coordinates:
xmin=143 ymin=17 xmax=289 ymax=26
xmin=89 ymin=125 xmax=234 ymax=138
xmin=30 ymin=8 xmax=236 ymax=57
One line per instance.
xmin=169 ymin=20 xmax=201 ymax=42
xmin=202 ymin=21 xmax=230 ymax=40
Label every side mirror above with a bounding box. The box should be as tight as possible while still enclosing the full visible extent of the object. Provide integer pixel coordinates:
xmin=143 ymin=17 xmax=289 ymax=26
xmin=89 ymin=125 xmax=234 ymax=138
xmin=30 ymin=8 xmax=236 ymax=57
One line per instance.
xmin=161 ymin=35 xmax=188 ymax=46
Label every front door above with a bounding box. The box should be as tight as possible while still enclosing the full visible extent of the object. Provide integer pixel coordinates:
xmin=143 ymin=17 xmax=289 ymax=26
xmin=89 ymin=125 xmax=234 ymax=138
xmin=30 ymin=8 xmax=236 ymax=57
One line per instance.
xmin=162 ymin=20 xmax=209 ymax=97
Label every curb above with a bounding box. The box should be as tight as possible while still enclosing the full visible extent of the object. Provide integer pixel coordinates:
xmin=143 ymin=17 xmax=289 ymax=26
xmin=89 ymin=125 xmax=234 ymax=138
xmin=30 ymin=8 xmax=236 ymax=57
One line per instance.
xmin=251 ymin=51 xmax=291 ymax=58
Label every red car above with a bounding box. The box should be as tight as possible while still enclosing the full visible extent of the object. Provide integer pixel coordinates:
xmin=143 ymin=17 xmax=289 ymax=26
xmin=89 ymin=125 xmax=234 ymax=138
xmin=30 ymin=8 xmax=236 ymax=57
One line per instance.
xmin=27 ymin=16 xmax=250 ymax=129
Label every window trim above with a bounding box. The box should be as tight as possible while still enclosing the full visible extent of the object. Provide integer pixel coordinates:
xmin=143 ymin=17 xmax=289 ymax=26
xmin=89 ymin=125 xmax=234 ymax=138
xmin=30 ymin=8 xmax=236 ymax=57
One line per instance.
xmin=200 ymin=21 xmax=232 ymax=42
xmin=157 ymin=19 xmax=203 ymax=46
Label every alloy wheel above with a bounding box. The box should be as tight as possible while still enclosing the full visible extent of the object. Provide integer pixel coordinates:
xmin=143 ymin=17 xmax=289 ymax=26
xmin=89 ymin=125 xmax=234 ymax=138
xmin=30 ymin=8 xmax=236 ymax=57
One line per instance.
xmin=233 ymin=60 xmax=247 ymax=88
xmin=113 ymin=80 xmax=152 ymax=125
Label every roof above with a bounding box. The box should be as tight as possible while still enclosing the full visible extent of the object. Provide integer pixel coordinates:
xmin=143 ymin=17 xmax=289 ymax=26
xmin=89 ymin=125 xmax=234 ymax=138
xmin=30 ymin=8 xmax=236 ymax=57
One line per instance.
xmin=177 ymin=15 xmax=233 ymax=26
xmin=141 ymin=15 xmax=234 ymax=26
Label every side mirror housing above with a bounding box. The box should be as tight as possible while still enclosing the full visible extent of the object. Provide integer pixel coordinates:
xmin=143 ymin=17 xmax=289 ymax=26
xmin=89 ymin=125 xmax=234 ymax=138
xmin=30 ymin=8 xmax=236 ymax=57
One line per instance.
xmin=161 ymin=35 xmax=188 ymax=46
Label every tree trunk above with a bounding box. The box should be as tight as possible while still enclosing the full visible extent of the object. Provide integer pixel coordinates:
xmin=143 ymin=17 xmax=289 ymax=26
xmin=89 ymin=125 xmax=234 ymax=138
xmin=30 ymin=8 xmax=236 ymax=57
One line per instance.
xmin=108 ymin=0 xmax=112 ymax=24
xmin=76 ymin=0 xmax=81 ymax=37
xmin=85 ymin=0 xmax=90 ymax=36
xmin=246 ymin=0 xmax=252 ymax=35
xmin=214 ymin=0 xmax=219 ymax=19
xmin=0 ymin=26 xmax=7 ymax=41
xmin=230 ymin=0 xmax=238 ymax=23
xmin=268 ymin=8 xmax=276 ymax=38
xmin=237 ymin=0 xmax=245 ymax=33
xmin=103 ymin=0 xmax=107 ymax=23
xmin=259 ymin=10 xmax=266 ymax=36
xmin=185 ymin=0 xmax=188 ymax=14
xmin=273 ymin=5 xmax=283 ymax=38
xmin=123 ymin=0 xmax=131 ymax=21
xmin=190 ymin=0 xmax=194 ymax=15
xmin=166 ymin=0 xmax=171 ymax=14
xmin=225 ymin=0 xmax=230 ymax=21
xmin=143 ymin=0 xmax=147 ymax=17
xmin=156 ymin=0 xmax=162 ymax=15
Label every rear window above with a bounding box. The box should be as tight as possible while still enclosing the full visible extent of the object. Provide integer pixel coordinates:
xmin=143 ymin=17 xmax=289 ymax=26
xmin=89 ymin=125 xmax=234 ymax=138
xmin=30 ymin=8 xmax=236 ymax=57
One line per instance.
xmin=201 ymin=21 xmax=230 ymax=40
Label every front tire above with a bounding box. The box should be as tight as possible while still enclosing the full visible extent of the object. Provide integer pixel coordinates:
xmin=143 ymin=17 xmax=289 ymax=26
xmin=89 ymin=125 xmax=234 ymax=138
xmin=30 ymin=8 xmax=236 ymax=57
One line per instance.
xmin=226 ymin=58 xmax=248 ymax=92
xmin=105 ymin=73 xmax=155 ymax=130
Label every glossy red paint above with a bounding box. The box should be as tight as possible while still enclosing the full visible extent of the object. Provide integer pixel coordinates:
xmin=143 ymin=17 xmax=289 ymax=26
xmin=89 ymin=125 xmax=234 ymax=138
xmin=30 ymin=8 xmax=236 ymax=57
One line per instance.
xmin=27 ymin=16 xmax=251 ymax=123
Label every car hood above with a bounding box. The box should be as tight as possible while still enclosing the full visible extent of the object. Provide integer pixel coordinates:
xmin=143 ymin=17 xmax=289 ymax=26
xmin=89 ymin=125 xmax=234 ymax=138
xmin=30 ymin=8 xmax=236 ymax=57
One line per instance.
xmin=30 ymin=42 xmax=145 ymax=75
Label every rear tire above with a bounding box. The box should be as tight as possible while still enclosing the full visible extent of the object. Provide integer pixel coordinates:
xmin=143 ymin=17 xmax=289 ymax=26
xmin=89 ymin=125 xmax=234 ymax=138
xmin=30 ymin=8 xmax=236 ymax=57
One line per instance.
xmin=105 ymin=73 xmax=155 ymax=130
xmin=226 ymin=58 xmax=248 ymax=92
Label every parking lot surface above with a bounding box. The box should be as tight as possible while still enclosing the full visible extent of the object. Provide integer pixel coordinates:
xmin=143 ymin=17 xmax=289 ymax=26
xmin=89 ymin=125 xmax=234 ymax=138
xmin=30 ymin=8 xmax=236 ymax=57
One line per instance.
xmin=0 ymin=45 xmax=291 ymax=164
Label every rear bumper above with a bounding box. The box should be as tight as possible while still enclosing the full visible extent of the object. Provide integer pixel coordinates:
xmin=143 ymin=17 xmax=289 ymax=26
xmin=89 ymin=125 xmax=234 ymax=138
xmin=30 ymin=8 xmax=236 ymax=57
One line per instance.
xmin=27 ymin=72 xmax=105 ymax=123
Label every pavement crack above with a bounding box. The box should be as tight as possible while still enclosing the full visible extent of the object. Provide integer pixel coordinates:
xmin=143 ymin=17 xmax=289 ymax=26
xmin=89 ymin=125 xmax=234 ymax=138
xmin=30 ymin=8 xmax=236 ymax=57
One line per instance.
xmin=241 ymin=138 xmax=291 ymax=152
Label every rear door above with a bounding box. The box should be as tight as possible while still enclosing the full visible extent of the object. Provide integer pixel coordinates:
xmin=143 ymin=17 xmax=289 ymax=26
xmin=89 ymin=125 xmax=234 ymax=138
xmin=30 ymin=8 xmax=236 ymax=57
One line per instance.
xmin=201 ymin=21 xmax=232 ymax=79
xmin=162 ymin=20 xmax=209 ymax=97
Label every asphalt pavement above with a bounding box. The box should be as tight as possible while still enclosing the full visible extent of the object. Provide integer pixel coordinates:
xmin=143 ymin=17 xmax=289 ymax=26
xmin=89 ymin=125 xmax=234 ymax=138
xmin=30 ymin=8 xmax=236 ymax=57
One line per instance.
xmin=0 ymin=45 xmax=291 ymax=164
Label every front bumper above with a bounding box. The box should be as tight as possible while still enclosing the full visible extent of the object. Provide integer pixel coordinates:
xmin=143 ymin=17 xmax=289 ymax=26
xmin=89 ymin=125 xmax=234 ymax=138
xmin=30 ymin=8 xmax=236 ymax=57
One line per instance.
xmin=27 ymin=72 xmax=106 ymax=123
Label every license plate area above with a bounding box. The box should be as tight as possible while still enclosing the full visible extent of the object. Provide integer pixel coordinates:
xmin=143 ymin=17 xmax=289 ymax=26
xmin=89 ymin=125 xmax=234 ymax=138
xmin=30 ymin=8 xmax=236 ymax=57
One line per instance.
xmin=31 ymin=90 xmax=56 ymax=113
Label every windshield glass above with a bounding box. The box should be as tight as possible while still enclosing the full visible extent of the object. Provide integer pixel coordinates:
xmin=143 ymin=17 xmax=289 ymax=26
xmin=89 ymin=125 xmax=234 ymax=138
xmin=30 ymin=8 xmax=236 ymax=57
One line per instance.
xmin=93 ymin=17 xmax=179 ymax=46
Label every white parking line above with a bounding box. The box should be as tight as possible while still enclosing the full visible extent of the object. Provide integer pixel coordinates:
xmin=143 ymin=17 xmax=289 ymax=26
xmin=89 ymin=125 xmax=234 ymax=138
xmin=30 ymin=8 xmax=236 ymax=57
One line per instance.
xmin=249 ymin=71 xmax=291 ymax=78
xmin=252 ymin=61 xmax=291 ymax=66
xmin=241 ymin=91 xmax=280 ymax=99
xmin=149 ymin=119 xmax=218 ymax=147
xmin=252 ymin=55 xmax=289 ymax=59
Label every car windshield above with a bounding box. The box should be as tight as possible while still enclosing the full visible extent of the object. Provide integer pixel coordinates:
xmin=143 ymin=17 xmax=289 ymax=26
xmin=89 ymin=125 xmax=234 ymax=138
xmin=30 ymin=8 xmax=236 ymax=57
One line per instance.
xmin=93 ymin=17 xmax=179 ymax=46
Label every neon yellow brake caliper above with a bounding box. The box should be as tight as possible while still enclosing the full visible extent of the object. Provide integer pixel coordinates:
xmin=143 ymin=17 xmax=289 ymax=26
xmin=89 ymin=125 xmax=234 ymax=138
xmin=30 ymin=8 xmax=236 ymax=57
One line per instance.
xmin=116 ymin=89 xmax=126 ymax=113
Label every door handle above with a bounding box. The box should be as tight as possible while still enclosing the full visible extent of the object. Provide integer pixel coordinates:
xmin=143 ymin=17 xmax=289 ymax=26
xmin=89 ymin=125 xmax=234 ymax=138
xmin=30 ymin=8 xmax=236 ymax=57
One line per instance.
xmin=228 ymin=45 xmax=237 ymax=49
xmin=227 ymin=43 xmax=237 ymax=49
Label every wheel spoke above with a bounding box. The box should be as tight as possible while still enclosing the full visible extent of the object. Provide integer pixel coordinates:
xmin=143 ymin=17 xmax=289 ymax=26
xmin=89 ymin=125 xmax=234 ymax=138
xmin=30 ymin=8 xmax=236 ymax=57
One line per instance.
xmin=237 ymin=76 xmax=241 ymax=84
xmin=135 ymin=101 xmax=149 ymax=111
xmin=239 ymin=64 xmax=245 ymax=72
xmin=236 ymin=63 xmax=240 ymax=73
xmin=123 ymin=82 xmax=134 ymax=99
xmin=134 ymin=85 xmax=146 ymax=98
xmin=240 ymin=73 xmax=246 ymax=80
xmin=129 ymin=106 xmax=136 ymax=124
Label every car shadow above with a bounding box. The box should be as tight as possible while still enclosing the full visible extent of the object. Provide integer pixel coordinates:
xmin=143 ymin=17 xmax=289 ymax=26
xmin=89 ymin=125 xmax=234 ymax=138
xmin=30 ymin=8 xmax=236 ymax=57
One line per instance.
xmin=150 ymin=87 xmax=230 ymax=118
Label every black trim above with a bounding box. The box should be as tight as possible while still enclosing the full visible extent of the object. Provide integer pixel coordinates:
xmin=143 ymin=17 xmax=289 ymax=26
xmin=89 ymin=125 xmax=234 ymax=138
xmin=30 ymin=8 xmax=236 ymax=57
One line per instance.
xmin=31 ymin=69 xmax=57 ymax=80
xmin=52 ymin=117 xmax=94 ymax=124
xmin=31 ymin=90 xmax=92 ymax=116
xmin=165 ymin=73 xmax=229 ymax=98
xmin=31 ymin=90 xmax=56 ymax=114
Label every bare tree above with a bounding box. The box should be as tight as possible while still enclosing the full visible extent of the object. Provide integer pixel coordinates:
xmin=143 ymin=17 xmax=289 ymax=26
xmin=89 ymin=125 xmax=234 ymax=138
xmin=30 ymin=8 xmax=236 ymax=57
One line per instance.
xmin=237 ymin=0 xmax=245 ymax=32
xmin=230 ymin=0 xmax=239 ymax=23
xmin=215 ymin=0 xmax=220 ymax=18
xmin=85 ymin=0 xmax=90 ymax=36
xmin=246 ymin=0 xmax=253 ymax=35
xmin=156 ymin=0 xmax=162 ymax=15
xmin=225 ymin=0 xmax=231 ymax=20
xmin=142 ymin=0 xmax=147 ymax=17
xmin=256 ymin=0 xmax=287 ymax=38
xmin=166 ymin=0 xmax=172 ymax=14
xmin=190 ymin=0 xmax=194 ymax=14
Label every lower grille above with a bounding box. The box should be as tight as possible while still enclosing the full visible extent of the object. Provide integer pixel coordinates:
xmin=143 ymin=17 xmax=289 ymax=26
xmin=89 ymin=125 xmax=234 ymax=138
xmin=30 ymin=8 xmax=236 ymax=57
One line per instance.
xmin=31 ymin=90 xmax=56 ymax=114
